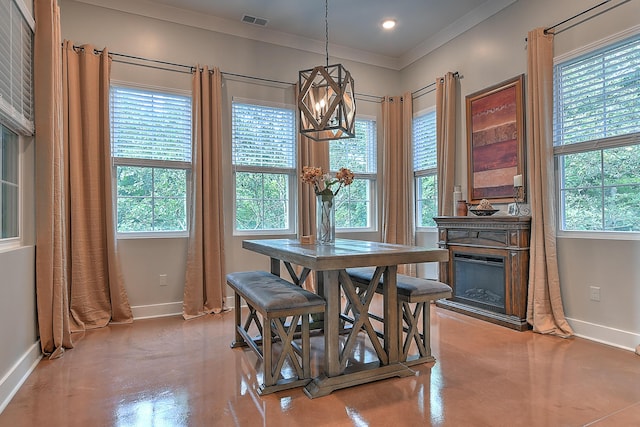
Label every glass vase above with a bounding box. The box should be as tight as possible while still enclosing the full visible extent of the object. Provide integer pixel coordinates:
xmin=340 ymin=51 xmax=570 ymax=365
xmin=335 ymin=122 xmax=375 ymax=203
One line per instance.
xmin=316 ymin=194 xmax=335 ymax=245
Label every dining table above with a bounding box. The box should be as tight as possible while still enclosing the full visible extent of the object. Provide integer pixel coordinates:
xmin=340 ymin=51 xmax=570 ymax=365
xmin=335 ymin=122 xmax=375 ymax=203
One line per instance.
xmin=242 ymin=238 xmax=449 ymax=398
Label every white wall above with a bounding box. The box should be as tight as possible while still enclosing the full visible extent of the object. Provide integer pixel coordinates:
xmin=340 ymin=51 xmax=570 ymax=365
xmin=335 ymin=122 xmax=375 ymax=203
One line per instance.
xmin=0 ymin=130 xmax=39 ymax=411
xmin=59 ymin=0 xmax=399 ymax=314
xmin=402 ymin=0 xmax=640 ymax=350
xmin=57 ymin=0 xmax=640 ymax=351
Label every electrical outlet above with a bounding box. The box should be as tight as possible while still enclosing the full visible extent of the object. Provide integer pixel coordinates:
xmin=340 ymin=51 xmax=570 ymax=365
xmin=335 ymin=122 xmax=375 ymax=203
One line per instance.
xmin=589 ymin=286 xmax=600 ymax=301
xmin=159 ymin=274 xmax=168 ymax=287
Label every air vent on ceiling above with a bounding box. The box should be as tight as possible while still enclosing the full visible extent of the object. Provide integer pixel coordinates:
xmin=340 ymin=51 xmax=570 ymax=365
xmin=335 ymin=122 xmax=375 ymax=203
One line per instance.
xmin=241 ymin=15 xmax=268 ymax=27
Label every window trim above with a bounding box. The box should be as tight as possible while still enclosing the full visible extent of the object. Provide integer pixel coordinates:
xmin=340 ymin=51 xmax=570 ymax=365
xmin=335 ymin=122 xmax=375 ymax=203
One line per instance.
xmin=413 ymin=107 xmax=438 ymax=230
xmin=231 ymin=98 xmax=297 ymax=236
xmin=553 ymin=26 xmax=640 ymax=237
xmin=110 ymin=82 xmax=192 ymax=238
xmin=330 ymin=115 xmax=378 ymax=232
xmin=0 ymin=127 xmax=22 ymax=250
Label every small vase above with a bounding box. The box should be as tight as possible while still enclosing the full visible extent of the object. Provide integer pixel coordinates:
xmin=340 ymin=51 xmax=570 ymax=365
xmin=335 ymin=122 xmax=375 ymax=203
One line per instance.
xmin=316 ymin=193 xmax=335 ymax=245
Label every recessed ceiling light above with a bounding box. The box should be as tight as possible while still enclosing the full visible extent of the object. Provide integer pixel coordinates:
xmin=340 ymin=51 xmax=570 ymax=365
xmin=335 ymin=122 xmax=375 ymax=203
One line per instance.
xmin=382 ymin=19 xmax=396 ymax=30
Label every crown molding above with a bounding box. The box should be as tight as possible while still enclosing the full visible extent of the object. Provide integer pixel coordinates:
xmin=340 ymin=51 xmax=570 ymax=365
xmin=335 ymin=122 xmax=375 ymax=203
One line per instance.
xmin=69 ymin=0 xmax=516 ymax=71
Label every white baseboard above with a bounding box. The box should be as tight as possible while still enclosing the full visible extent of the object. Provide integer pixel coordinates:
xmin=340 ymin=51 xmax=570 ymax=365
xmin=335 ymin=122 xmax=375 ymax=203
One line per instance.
xmin=131 ymin=296 xmax=236 ymax=319
xmin=0 ymin=341 xmax=42 ymax=414
xmin=566 ymin=317 xmax=640 ymax=352
xmin=131 ymin=302 xmax=183 ymax=319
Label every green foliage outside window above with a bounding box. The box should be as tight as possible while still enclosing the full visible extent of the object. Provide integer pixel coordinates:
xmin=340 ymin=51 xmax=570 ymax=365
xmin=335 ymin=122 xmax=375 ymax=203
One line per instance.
xmin=235 ymin=172 xmax=289 ymax=230
xmin=116 ymin=166 xmax=187 ymax=232
xmin=416 ymin=175 xmax=437 ymax=227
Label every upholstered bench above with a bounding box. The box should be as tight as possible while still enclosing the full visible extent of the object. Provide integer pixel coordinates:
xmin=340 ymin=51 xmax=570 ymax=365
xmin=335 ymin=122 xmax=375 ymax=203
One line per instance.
xmin=226 ymin=270 xmax=326 ymax=395
xmin=345 ymin=267 xmax=452 ymax=366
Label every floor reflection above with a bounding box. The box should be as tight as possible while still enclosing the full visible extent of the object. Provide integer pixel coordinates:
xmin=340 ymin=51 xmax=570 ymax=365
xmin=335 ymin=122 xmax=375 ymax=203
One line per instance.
xmin=115 ymin=389 xmax=189 ymax=427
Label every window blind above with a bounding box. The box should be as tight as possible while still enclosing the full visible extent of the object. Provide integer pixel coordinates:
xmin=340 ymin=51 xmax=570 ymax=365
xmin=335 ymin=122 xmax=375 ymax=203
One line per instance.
xmin=0 ymin=0 xmax=34 ymax=136
xmin=554 ymin=34 xmax=640 ymax=147
xmin=413 ymin=110 xmax=437 ymax=171
xmin=329 ymin=119 xmax=377 ymax=173
xmin=231 ymin=102 xmax=296 ymax=168
xmin=111 ymin=86 xmax=192 ymax=162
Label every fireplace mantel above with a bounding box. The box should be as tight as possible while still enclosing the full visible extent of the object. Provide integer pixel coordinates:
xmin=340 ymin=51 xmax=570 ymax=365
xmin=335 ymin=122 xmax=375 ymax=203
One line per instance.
xmin=434 ymin=215 xmax=531 ymax=330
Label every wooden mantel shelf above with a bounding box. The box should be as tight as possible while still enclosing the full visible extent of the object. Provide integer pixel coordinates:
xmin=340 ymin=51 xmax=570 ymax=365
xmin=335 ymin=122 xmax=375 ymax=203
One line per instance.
xmin=433 ymin=215 xmax=531 ymax=331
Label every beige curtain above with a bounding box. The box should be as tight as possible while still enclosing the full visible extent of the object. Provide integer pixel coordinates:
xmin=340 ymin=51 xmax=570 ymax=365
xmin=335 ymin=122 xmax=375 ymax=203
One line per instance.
xmin=34 ymin=0 xmax=71 ymax=359
xmin=436 ymin=72 xmax=457 ymax=216
xmin=62 ymin=41 xmax=133 ymax=332
xmin=381 ymin=93 xmax=415 ymax=275
xmin=296 ymin=85 xmax=329 ymax=290
xmin=525 ymin=28 xmax=573 ymax=337
xmin=34 ymin=0 xmax=133 ymax=358
xmin=183 ymin=66 xmax=227 ymax=319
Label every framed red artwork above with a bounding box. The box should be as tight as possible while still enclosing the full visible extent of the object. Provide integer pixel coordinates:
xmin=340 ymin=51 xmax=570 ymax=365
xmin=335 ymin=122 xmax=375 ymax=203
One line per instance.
xmin=466 ymin=75 xmax=525 ymax=203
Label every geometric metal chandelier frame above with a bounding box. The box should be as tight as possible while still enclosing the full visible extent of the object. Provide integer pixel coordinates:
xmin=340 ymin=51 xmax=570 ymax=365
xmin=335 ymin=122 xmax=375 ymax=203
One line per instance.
xmin=297 ymin=0 xmax=356 ymax=141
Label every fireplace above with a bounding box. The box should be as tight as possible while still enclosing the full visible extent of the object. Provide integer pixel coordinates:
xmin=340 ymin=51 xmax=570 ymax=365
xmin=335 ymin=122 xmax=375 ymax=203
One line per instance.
xmin=434 ymin=216 xmax=531 ymax=331
xmin=453 ymin=252 xmax=506 ymax=313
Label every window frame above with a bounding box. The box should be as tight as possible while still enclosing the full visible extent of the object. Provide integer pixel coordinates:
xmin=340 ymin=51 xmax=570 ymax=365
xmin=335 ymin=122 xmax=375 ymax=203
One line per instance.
xmin=413 ymin=107 xmax=438 ymax=230
xmin=553 ymin=28 xmax=640 ymax=240
xmin=0 ymin=125 xmax=21 ymax=250
xmin=231 ymin=98 xmax=297 ymax=236
xmin=110 ymin=82 xmax=193 ymax=239
xmin=329 ymin=116 xmax=378 ymax=232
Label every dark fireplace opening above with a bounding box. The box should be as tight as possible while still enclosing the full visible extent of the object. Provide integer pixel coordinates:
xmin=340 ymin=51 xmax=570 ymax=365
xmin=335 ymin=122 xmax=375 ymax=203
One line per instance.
xmin=453 ymin=252 xmax=506 ymax=313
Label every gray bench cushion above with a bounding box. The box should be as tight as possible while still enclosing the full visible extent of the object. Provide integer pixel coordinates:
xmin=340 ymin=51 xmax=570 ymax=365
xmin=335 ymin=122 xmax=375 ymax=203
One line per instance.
xmin=227 ymin=271 xmax=325 ymax=312
xmin=346 ymin=267 xmax=452 ymax=299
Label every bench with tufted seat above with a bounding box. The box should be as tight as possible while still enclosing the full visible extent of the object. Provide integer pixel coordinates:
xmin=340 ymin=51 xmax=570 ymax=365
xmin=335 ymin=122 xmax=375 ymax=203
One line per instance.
xmin=227 ymin=270 xmax=326 ymax=395
xmin=345 ymin=267 xmax=452 ymax=366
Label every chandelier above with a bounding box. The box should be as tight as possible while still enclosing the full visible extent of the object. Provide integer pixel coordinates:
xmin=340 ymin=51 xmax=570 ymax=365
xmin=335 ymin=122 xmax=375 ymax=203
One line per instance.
xmin=297 ymin=0 xmax=356 ymax=141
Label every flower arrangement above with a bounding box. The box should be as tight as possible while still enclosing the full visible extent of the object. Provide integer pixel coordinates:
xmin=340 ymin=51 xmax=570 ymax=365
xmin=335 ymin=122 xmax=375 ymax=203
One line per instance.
xmin=300 ymin=166 xmax=355 ymax=200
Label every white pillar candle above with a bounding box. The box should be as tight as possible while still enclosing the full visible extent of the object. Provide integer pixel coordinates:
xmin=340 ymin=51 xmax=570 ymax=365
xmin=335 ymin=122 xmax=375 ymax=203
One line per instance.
xmin=513 ymin=174 xmax=523 ymax=187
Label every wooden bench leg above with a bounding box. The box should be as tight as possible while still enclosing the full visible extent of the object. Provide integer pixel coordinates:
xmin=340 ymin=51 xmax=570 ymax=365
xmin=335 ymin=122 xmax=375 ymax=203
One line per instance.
xmin=401 ymin=301 xmax=435 ymax=366
xmin=258 ymin=314 xmax=313 ymax=396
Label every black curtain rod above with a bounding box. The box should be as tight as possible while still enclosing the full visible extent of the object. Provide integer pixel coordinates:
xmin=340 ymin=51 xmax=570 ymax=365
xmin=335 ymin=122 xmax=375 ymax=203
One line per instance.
xmin=543 ymin=0 xmax=631 ymax=34
xmin=411 ymin=71 xmax=460 ymax=98
xmin=68 ymin=44 xmax=413 ymax=101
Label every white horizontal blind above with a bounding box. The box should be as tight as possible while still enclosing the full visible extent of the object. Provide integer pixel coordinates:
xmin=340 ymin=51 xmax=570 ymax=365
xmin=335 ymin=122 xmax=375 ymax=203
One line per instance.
xmin=0 ymin=0 xmax=34 ymax=135
xmin=413 ymin=110 xmax=437 ymax=171
xmin=232 ymin=102 xmax=296 ymax=169
xmin=329 ymin=119 xmax=377 ymax=173
xmin=111 ymin=86 xmax=192 ymax=163
xmin=554 ymin=34 xmax=640 ymax=147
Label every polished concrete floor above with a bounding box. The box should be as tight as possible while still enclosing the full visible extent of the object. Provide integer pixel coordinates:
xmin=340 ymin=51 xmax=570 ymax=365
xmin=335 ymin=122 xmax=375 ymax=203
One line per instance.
xmin=1 ymin=305 xmax=639 ymax=427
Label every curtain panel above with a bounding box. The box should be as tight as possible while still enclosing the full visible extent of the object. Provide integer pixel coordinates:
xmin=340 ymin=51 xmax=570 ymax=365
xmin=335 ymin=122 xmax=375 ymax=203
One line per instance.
xmin=436 ymin=72 xmax=457 ymax=216
xmin=183 ymin=66 xmax=227 ymax=319
xmin=34 ymin=0 xmax=71 ymax=358
xmin=381 ymin=93 xmax=415 ymax=276
xmin=35 ymin=0 xmax=133 ymax=357
xmin=525 ymin=28 xmax=573 ymax=337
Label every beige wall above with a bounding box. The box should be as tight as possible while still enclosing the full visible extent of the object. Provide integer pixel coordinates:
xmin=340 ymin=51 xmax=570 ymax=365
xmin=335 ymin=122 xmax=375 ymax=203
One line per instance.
xmin=55 ymin=0 xmax=640 ymax=350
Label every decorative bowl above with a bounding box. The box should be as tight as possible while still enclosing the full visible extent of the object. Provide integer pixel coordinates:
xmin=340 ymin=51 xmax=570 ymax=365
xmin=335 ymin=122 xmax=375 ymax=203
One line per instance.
xmin=469 ymin=208 xmax=499 ymax=216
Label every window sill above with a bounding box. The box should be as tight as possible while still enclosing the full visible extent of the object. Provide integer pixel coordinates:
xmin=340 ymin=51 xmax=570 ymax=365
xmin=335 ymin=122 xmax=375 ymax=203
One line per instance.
xmin=557 ymin=230 xmax=640 ymax=241
xmin=117 ymin=231 xmax=188 ymax=240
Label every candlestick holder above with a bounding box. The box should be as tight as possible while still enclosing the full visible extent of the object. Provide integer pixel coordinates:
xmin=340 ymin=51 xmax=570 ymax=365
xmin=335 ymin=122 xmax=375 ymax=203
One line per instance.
xmin=513 ymin=186 xmax=525 ymax=216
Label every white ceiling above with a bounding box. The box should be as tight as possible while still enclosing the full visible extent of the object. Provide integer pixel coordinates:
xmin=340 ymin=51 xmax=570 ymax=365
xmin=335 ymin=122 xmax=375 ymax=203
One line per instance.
xmin=77 ymin=0 xmax=518 ymax=69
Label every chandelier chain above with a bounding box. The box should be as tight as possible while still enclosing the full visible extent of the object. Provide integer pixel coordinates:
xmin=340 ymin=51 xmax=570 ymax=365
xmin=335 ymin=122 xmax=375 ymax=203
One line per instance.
xmin=325 ymin=0 xmax=329 ymax=67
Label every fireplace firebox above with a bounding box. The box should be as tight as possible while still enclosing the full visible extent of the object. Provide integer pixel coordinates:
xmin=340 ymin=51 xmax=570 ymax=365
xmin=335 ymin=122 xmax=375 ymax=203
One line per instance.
xmin=434 ymin=216 xmax=531 ymax=331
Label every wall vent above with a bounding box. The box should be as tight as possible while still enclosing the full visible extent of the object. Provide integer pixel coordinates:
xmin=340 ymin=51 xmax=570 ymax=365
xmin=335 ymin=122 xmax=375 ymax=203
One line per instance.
xmin=241 ymin=15 xmax=268 ymax=27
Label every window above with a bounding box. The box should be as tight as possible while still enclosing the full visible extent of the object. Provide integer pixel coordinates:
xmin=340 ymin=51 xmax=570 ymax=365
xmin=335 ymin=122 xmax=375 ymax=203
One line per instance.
xmin=1 ymin=125 xmax=19 ymax=239
xmin=329 ymin=118 xmax=377 ymax=229
xmin=554 ymin=33 xmax=640 ymax=232
xmin=110 ymin=86 xmax=192 ymax=234
xmin=232 ymin=100 xmax=296 ymax=233
xmin=0 ymin=0 xmax=34 ymax=136
xmin=413 ymin=109 xmax=437 ymax=227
